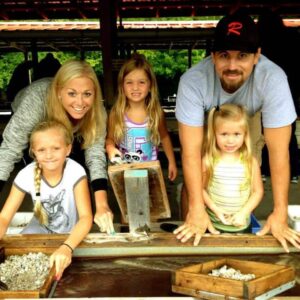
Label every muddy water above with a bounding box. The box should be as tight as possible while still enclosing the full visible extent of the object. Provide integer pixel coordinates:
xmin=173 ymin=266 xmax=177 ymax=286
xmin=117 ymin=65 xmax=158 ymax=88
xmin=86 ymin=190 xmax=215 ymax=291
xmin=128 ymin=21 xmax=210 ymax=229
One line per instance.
xmin=55 ymin=258 xmax=173 ymax=297
xmin=54 ymin=254 xmax=300 ymax=297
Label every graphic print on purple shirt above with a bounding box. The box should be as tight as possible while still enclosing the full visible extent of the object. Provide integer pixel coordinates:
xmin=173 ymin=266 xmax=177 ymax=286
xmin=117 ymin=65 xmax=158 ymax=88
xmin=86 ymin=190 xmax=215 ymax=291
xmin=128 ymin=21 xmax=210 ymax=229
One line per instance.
xmin=118 ymin=116 xmax=158 ymax=161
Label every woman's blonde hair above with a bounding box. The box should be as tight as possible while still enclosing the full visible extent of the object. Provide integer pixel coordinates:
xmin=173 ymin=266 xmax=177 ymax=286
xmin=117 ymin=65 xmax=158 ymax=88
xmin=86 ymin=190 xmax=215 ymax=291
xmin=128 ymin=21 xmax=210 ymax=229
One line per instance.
xmin=203 ymin=103 xmax=252 ymax=186
xmin=46 ymin=59 xmax=106 ymax=149
xmin=110 ymin=53 xmax=163 ymax=146
xmin=29 ymin=120 xmax=73 ymax=225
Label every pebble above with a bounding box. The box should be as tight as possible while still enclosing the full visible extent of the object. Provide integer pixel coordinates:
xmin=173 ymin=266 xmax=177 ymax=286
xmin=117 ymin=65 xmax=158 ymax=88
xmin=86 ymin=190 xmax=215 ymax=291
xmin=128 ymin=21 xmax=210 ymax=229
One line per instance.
xmin=209 ymin=265 xmax=256 ymax=281
xmin=0 ymin=252 xmax=50 ymax=290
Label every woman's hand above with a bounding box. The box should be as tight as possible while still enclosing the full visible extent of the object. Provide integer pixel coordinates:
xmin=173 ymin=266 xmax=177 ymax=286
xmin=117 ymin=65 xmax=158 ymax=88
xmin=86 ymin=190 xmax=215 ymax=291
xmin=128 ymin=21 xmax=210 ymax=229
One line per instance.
xmin=50 ymin=244 xmax=72 ymax=280
xmin=94 ymin=206 xmax=115 ymax=235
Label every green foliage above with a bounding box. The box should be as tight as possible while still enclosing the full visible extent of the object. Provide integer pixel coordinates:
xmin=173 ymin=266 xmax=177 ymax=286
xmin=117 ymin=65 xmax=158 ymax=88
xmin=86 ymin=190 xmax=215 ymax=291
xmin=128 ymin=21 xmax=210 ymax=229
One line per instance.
xmin=139 ymin=49 xmax=205 ymax=78
xmin=84 ymin=51 xmax=103 ymax=75
xmin=0 ymin=52 xmax=25 ymax=91
xmin=139 ymin=49 xmax=206 ymax=98
xmin=0 ymin=49 xmax=205 ymax=100
xmin=0 ymin=51 xmax=103 ymax=92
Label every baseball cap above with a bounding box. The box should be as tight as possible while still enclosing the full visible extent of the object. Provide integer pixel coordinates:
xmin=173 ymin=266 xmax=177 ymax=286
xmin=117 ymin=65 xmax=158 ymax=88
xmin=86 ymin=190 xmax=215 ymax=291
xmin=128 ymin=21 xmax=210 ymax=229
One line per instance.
xmin=212 ymin=12 xmax=260 ymax=53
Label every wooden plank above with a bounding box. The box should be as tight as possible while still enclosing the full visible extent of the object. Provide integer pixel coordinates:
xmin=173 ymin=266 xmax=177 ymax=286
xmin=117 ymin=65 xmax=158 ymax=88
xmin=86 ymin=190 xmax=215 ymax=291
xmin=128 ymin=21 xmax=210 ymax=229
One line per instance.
xmin=124 ymin=169 xmax=150 ymax=233
xmin=1 ymin=233 xmax=300 ymax=257
xmin=108 ymin=161 xmax=171 ymax=221
xmin=247 ymin=268 xmax=295 ymax=298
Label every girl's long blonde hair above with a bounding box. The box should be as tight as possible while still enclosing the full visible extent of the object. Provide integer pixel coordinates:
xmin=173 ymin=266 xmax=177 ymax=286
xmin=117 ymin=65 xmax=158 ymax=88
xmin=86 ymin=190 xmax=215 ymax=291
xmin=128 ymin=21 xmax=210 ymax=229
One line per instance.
xmin=46 ymin=59 xmax=106 ymax=149
xmin=29 ymin=120 xmax=73 ymax=225
xmin=110 ymin=53 xmax=163 ymax=146
xmin=203 ymin=104 xmax=252 ymax=185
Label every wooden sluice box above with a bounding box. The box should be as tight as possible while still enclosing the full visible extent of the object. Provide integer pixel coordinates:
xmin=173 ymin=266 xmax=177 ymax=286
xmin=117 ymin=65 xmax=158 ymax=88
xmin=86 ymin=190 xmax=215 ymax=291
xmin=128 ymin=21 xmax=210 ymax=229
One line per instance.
xmin=172 ymin=258 xmax=296 ymax=299
xmin=108 ymin=160 xmax=171 ymax=223
xmin=0 ymin=247 xmax=56 ymax=298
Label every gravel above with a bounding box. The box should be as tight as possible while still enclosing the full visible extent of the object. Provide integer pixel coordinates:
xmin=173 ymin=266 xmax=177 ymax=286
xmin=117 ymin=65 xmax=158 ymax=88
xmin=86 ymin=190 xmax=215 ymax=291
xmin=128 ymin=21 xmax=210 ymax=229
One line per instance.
xmin=0 ymin=252 xmax=50 ymax=290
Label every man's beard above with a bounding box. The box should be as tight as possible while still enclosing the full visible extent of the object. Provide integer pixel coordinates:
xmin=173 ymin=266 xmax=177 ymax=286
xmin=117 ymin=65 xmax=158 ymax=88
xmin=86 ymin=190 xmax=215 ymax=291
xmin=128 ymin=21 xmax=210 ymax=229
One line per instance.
xmin=220 ymin=70 xmax=244 ymax=93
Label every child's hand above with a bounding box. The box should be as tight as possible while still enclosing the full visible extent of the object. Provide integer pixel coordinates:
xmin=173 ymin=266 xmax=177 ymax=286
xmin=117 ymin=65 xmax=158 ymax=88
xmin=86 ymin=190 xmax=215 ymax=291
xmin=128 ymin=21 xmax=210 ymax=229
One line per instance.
xmin=215 ymin=210 xmax=232 ymax=225
xmin=203 ymin=196 xmax=231 ymax=226
xmin=110 ymin=155 xmax=123 ymax=165
xmin=94 ymin=206 xmax=115 ymax=235
xmin=50 ymin=244 xmax=72 ymax=280
xmin=108 ymin=148 xmax=122 ymax=162
xmin=229 ymin=211 xmax=248 ymax=227
xmin=168 ymin=163 xmax=177 ymax=181
xmin=0 ymin=221 xmax=8 ymax=240
xmin=208 ymin=205 xmax=231 ymax=225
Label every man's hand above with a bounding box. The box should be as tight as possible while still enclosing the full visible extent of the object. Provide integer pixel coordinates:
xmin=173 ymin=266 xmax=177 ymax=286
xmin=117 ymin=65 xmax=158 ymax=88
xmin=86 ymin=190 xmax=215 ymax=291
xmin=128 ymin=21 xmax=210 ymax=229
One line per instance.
xmin=257 ymin=211 xmax=300 ymax=252
xmin=174 ymin=208 xmax=219 ymax=246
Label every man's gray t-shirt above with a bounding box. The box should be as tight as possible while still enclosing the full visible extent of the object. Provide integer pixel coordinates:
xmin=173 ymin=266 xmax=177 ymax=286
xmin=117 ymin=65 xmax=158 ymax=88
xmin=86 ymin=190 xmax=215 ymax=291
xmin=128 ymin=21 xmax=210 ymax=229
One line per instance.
xmin=176 ymin=54 xmax=297 ymax=128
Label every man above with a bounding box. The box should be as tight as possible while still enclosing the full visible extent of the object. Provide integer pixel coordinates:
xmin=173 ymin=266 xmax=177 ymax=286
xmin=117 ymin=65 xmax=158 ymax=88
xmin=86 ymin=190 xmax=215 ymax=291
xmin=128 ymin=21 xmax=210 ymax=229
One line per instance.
xmin=174 ymin=11 xmax=300 ymax=252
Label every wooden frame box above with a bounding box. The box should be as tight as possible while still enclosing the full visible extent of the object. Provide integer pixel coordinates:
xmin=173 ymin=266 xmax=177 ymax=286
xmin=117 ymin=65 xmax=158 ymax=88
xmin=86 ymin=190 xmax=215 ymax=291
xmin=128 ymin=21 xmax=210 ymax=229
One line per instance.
xmin=0 ymin=247 xmax=56 ymax=298
xmin=108 ymin=160 xmax=171 ymax=221
xmin=172 ymin=258 xmax=295 ymax=299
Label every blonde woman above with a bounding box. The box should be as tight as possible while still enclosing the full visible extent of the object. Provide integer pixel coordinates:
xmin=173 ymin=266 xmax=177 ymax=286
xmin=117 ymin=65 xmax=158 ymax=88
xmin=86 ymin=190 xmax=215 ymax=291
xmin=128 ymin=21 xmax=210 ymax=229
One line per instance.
xmin=106 ymin=53 xmax=177 ymax=181
xmin=0 ymin=59 xmax=114 ymax=234
xmin=202 ymin=104 xmax=264 ymax=232
xmin=0 ymin=120 xmax=92 ymax=280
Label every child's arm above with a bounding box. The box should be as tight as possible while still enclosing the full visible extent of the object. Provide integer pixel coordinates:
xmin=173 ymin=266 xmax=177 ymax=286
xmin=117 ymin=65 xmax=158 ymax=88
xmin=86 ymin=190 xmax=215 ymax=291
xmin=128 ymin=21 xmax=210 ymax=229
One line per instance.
xmin=230 ymin=157 xmax=264 ymax=227
xmin=106 ymin=111 xmax=122 ymax=161
xmin=202 ymin=190 xmax=231 ymax=225
xmin=158 ymin=112 xmax=177 ymax=181
xmin=49 ymin=177 xmax=93 ymax=280
xmin=0 ymin=185 xmax=25 ymax=239
xmin=202 ymin=162 xmax=230 ymax=226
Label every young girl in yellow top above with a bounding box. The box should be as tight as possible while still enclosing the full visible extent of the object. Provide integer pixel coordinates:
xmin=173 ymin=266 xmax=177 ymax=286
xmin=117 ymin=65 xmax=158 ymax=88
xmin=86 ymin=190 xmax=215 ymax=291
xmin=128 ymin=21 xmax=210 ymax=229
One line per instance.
xmin=202 ymin=104 xmax=264 ymax=232
xmin=106 ymin=53 xmax=177 ymax=181
xmin=0 ymin=120 xmax=93 ymax=280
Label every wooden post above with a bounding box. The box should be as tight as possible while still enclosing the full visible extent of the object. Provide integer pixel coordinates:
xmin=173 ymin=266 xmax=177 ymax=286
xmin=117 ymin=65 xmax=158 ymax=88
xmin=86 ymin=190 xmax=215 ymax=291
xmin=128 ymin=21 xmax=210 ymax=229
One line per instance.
xmin=124 ymin=169 xmax=150 ymax=234
xmin=100 ymin=0 xmax=117 ymax=108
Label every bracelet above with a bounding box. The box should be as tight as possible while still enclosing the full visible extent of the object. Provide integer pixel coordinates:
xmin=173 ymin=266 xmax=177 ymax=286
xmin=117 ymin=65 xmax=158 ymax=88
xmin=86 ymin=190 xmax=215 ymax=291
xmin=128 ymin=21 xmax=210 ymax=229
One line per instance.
xmin=61 ymin=243 xmax=73 ymax=253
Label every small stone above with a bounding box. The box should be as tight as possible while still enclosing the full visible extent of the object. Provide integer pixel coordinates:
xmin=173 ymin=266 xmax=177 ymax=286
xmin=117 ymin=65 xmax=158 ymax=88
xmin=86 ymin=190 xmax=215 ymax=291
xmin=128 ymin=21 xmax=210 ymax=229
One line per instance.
xmin=208 ymin=265 xmax=255 ymax=281
xmin=0 ymin=252 xmax=50 ymax=290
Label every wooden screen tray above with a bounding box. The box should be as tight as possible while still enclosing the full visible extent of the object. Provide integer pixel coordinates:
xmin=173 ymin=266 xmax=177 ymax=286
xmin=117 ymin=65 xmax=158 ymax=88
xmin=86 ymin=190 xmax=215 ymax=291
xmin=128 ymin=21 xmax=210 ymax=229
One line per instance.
xmin=172 ymin=258 xmax=296 ymax=299
xmin=108 ymin=160 xmax=171 ymax=221
xmin=0 ymin=247 xmax=56 ymax=298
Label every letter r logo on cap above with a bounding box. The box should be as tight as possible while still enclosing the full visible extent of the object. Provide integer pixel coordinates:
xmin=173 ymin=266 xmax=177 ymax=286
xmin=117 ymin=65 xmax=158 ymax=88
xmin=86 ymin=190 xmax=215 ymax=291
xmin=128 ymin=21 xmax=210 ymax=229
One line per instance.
xmin=227 ymin=22 xmax=243 ymax=35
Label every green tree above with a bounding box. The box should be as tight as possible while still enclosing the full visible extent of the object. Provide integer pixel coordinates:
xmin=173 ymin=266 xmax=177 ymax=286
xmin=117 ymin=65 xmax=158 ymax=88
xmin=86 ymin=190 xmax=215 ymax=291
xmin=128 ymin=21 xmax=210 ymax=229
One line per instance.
xmin=0 ymin=52 xmax=25 ymax=91
xmin=139 ymin=49 xmax=206 ymax=99
xmin=0 ymin=48 xmax=205 ymax=101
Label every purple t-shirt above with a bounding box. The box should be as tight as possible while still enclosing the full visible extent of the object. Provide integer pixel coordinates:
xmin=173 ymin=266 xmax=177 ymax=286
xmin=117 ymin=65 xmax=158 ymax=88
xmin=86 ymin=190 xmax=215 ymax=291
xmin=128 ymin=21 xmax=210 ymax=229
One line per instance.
xmin=118 ymin=114 xmax=158 ymax=162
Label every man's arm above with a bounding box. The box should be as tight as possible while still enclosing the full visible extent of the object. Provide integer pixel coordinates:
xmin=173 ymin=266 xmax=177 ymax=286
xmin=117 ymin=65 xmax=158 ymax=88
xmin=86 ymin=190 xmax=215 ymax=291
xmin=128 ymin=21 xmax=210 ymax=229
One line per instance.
xmin=257 ymin=125 xmax=300 ymax=251
xmin=174 ymin=122 xmax=219 ymax=245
